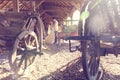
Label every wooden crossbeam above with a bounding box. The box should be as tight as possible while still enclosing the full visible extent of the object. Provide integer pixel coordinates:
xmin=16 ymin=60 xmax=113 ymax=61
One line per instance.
xmin=36 ymin=0 xmax=44 ymax=9
xmin=0 ymin=1 xmax=9 ymax=9
xmin=12 ymin=0 xmax=19 ymax=12
xmin=30 ymin=0 xmax=35 ymax=12
xmin=19 ymin=1 xmax=30 ymax=10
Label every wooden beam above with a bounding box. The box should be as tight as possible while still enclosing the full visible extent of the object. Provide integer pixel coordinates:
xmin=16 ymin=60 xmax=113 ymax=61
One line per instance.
xmin=30 ymin=0 xmax=38 ymax=12
xmin=0 ymin=1 xmax=9 ymax=9
xmin=44 ymin=0 xmax=81 ymax=3
xmin=45 ymin=7 xmax=71 ymax=15
xmin=40 ymin=10 xmax=46 ymax=16
xmin=36 ymin=0 xmax=44 ymax=9
xmin=4 ymin=1 xmax=12 ymax=10
xmin=46 ymin=12 xmax=67 ymax=19
xmin=43 ymin=6 xmax=71 ymax=16
xmin=19 ymin=1 xmax=30 ymax=9
xmin=12 ymin=0 xmax=19 ymax=12
xmin=43 ymin=5 xmax=71 ymax=11
xmin=45 ymin=8 xmax=69 ymax=13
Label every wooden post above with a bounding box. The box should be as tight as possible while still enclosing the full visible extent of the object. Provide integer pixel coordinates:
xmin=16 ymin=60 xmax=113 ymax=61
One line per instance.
xmin=12 ymin=0 xmax=19 ymax=12
xmin=71 ymin=16 xmax=73 ymax=26
xmin=32 ymin=1 xmax=36 ymax=12
xmin=36 ymin=0 xmax=44 ymax=8
xmin=30 ymin=0 xmax=36 ymax=12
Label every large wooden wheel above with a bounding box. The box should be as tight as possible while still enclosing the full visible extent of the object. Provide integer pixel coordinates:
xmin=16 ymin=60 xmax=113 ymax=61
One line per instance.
xmin=9 ymin=30 xmax=40 ymax=74
xmin=82 ymin=40 xmax=101 ymax=80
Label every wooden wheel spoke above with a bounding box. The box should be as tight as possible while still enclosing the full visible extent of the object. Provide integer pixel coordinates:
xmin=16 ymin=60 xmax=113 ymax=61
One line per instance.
xmin=88 ymin=57 xmax=93 ymax=70
xmin=18 ymin=53 xmax=26 ymax=69
xmin=82 ymin=40 xmax=100 ymax=80
xmin=89 ymin=56 xmax=98 ymax=76
xmin=9 ymin=30 xmax=40 ymax=74
xmin=24 ymin=34 xmax=37 ymax=50
xmin=28 ymin=36 xmax=32 ymax=45
xmin=24 ymin=56 xmax=27 ymax=70
xmin=25 ymin=39 xmax=28 ymax=48
xmin=93 ymin=58 xmax=97 ymax=76
xmin=90 ymin=59 xmax=94 ymax=76
xmin=31 ymin=39 xmax=35 ymax=46
xmin=95 ymin=58 xmax=99 ymax=74
xmin=18 ymin=46 xmax=25 ymax=51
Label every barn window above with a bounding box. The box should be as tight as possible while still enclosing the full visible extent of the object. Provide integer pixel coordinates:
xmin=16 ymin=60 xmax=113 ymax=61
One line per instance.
xmin=72 ymin=10 xmax=80 ymax=25
xmin=62 ymin=10 xmax=80 ymax=34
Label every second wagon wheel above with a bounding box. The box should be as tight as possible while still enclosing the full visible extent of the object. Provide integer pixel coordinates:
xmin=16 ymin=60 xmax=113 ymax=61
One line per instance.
xmin=9 ymin=30 xmax=40 ymax=74
xmin=82 ymin=40 xmax=101 ymax=80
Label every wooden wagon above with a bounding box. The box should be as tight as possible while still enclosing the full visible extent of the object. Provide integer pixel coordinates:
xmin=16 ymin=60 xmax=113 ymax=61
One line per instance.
xmin=0 ymin=11 xmax=44 ymax=74
xmin=65 ymin=0 xmax=120 ymax=80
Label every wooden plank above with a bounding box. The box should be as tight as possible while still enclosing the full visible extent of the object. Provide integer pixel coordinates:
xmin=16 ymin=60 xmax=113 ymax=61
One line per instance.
xmin=30 ymin=0 xmax=33 ymax=12
xmin=4 ymin=1 xmax=12 ymax=10
xmin=42 ymin=6 xmax=71 ymax=12
xmin=4 ymin=11 xmax=28 ymax=18
xmin=19 ymin=1 xmax=30 ymax=9
xmin=30 ymin=0 xmax=37 ymax=12
xmin=36 ymin=0 xmax=44 ymax=8
xmin=44 ymin=0 xmax=81 ymax=2
xmin=0 ymin=1 xmax=9 ymax=9
xmin=40 ymin=10 xmax=46 ymax=16
xmin=12 ymin=0 xmax=19 ymax=12
xmin=0 ymin=39 xmax=6 ymax=46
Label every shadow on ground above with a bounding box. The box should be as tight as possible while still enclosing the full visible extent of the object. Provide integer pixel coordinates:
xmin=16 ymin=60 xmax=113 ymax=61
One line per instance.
xmin=38 ymin=56 xmax=120 ymax=80
xmin=0 ymin=43 xmax=120 ymax=80
xmin=38 ymin=57 xmax=87 ymax=80
xmin=42 ymin=43 xmax=69 ymax=55
xmin=1 ymin=57 xmax=120 ymax=80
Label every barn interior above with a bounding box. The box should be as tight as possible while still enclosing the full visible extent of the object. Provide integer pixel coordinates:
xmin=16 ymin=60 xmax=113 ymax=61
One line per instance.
xmin=0 ymin=0 xmax=83 ymax=31
xmin=0 ymin=1 xmax=120 ymax=80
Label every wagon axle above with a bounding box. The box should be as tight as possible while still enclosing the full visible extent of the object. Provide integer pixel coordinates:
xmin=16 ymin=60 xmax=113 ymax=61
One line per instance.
xmin=66 ymin=35 xmax=120 ymax=57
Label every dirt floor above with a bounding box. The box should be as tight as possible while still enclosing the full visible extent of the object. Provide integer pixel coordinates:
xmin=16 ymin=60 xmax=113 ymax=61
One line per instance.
xmin=0 ymin=41 xmax=120 ymax=80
